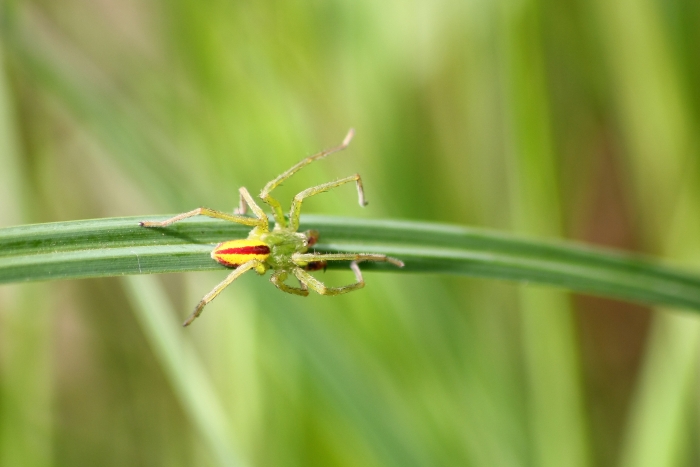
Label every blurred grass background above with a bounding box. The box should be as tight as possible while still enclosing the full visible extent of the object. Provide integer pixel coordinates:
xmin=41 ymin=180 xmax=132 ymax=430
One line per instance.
xmin=1 ymin=0 xmax=699 ymax=466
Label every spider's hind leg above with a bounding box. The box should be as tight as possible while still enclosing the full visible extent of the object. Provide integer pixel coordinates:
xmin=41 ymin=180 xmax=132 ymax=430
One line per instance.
xmin=233 ymin=187 xmax=264 ymax=216
xmin=140 ymin=206 xmax=266 ymax=230
xmin=183 ymin=259 xmax=265 ymax=327
xmin=233 ymin=187 xmax=269 ymax=231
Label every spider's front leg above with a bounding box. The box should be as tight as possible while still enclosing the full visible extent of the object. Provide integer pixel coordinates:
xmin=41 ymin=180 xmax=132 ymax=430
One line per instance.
xmin=293 ymin=261 xmax=365 ymax=296
xmin=259 ymin=128 xmax=355 ymax=229
xmin=293 ymin=253 xmax=405 ymax=268
xmin=288 ymin=174 xmax=367 ymax=231
xmin=291 ymin=252 xmax=403 ymax=295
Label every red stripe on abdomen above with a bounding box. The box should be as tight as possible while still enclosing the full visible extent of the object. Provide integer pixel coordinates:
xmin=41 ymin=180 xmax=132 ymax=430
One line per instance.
xmin=216 ymin=245 xmax=270 ymax=255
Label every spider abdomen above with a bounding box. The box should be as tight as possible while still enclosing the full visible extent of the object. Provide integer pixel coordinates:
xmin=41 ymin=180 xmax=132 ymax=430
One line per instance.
xmin=211 ymin=239 xmax=270 ymax=268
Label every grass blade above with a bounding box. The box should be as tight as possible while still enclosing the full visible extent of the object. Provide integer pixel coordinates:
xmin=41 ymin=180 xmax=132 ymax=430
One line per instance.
xmin=2 ymin=215 xmax=700 ymax=312
xmin=123 ymin=275 xmax=247 ymax=467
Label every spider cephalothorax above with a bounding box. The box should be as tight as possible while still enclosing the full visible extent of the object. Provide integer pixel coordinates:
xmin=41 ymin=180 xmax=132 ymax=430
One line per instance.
xmin=140 ymin=129 xmax=403 ymax=326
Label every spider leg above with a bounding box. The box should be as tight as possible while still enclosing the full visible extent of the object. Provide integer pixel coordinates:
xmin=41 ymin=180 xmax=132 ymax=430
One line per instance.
xmin=233 ymin=187 xmax=249 ymax=215
xmin=288 ymin=174 xmax=366 ymax=231
xmin=293 ymin=261 xmax=365 ymax=296
xmin=140 ymin=207 xmax=265 ymax=230
xmin=233 ymin=187 xmax=269 ymax=231
xmin=259 ymin=129 xmax=354 ymax=229
xmin=270 ymin=270 xmax=309 ymax=296
xmin=292 ymin=252 xmax=405 ymax=268
xmin=183 ymin=259 xmax=266 ymax=327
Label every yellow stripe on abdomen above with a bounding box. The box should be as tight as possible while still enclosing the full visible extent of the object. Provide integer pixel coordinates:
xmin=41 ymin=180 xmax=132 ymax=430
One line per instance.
xmin=211 ymin=239 xmax=270 ymax=268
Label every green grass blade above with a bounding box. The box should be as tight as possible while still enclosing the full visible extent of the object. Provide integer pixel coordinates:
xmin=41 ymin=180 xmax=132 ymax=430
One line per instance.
xmin=123 ymin=274 xmax=247 ymax=467
xmin=500 ymin=3 xmax=591 ymax=463
xmin=0 ymin=40 xmax=52 ymax=467
xmin=2 ymin=215 xmax=700 ymax=312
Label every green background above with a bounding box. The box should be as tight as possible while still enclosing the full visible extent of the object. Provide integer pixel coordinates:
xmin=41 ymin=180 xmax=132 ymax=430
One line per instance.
xmin=1 ymin=0 xmax=700 ymax=466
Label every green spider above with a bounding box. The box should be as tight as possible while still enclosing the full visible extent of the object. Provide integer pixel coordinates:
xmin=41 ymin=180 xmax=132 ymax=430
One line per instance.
xmin=140 ymin=129 xmax=404 ymax=326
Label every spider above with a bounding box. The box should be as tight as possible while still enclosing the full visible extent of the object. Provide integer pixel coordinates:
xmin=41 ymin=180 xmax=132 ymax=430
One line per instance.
xmin=140 ymin=129 xmax=404 ymax=326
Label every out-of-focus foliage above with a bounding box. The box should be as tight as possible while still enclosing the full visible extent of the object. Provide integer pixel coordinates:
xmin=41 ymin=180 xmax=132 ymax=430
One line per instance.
xmin=1 ymin=0 xmax=699 ymax=466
